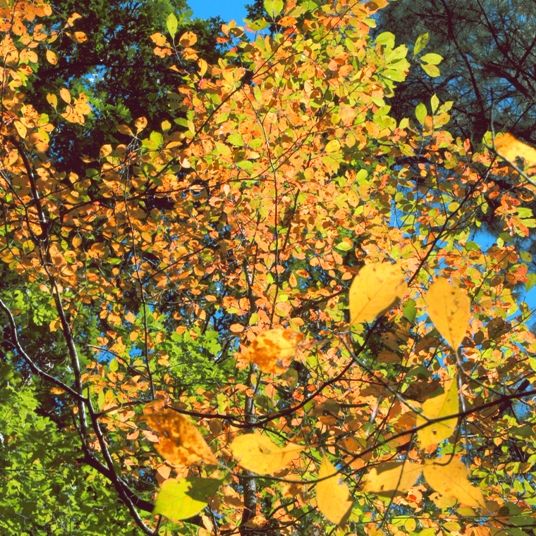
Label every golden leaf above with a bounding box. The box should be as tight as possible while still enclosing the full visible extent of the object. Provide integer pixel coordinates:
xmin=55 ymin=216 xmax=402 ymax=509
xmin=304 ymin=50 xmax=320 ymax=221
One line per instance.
xmin=362 ymin=461 xmax=423 ymax=495
xmin=349 ymin=263 xmax=406 ymax=325
xmin=417 ymin=377 xmax=459 ymax=447
xmin=423 ymin=456 xmax=485 ymax=508
xmin=59 ymin=87 xmax=71 ymax=104
xmin=316 ymin=457 xmax=353 ymax=525
xmin=424 ymin=277 xmax=470 ymax=349
xmin=144 ymin=405 xmax=217 ymax=467
xmin=244 ymin=328 xmax=300 ymax=374
xmin=495 ymin=133 xmax=536 ymax=169
xmin=45 ymin=49 xmax=58 ymax=65
xmin=230 ymin=433 xmax=302 ymax=475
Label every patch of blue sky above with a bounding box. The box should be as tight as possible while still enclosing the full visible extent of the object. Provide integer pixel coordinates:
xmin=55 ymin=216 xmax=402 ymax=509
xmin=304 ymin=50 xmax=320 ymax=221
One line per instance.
xmin=188 ymin=0 xmax=248 ymax=23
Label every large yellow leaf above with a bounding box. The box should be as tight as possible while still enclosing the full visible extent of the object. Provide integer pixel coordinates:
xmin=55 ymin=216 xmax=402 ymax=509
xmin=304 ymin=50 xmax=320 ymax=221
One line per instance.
xmin=316 ymin=457 xmax=353 ymax=525
xmin=144 ymin=405 xmax=217 ymax=466
xmin=423 ymin=457 xmax=485 ymax=508
xmin=362 ymin=461 xmax=423 ymax=495
xmin=424 ymin=278 xmax=470 ymax=350
xmin=349 ymin=263 xmax=406 ymax=325
xmin=495 ymin=132 xmax=536 ymax=169
xmin=154 ymin=477 xmax=221 ymax=521
xmin=417 ymin=378 xmax=459 ymax=447
xmin=230 ymin=433 xmax=302 ymax=475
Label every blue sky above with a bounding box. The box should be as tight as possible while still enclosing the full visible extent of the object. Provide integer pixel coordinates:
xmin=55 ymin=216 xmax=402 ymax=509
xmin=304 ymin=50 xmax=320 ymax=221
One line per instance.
xmin=188 ymin=0 xmax=248 ymax=23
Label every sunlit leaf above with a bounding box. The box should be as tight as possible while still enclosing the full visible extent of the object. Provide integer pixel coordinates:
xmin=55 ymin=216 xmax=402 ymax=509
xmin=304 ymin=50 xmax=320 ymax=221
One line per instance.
xmin=415 ymin=103 xmax=427 ymax=125
xmin=362 ymin=461 xmax=423 ymax=495
xmin=154 ymin=477 xmax=221 ymax=521
xmin=424 ymin=277 xmax=470 ymax=350
xmin=166 ymin=13 xmax=178 ymax=38
xmin=243 ymin=328 xmax=300 ymax=373
xmin=421 ymin=63 xmax=440 ymax=77
xmin=413 ymin=32 xmax=429 ymax=55
xmin=349 ymin=263 xmax=406 ymax=325
xmin=45 ymin=49 xmax=58 ymax=65
xmin=420 ymin=52 xmax=443 ymax=65
xmin=264 ymin=0 xmax=284 ymax=18
xmin=494 ymin=133 xmax=536 ymax=169
xmin=417 ymin=377 xmax=459 ymax=447
xmin=423 ymin=457 xmax=485 ymax=508
xmin=316 ymin=457 xmax=352 ymax=525
xmin=230 ymin=433 xmax=302 ymax=475
xmin=144 ymin=405 xmax=217 ymax=466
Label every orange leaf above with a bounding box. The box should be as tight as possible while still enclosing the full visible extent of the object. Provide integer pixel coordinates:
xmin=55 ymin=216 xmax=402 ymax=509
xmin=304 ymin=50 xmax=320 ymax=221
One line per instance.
xmin=144 ymin=405 xmax=217 ymax=467
xmin=243 ymin=328 xmax=300 ymax=373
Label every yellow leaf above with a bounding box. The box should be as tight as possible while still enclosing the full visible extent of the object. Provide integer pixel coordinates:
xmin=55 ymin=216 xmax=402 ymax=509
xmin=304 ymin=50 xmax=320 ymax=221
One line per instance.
xmin=417 ymin=377 xmax=459 ymax=447
xmin=325 ymin=139 xmax=341 ymax=154
xmin=495 ymin=132 xmax=536 ymax=169
xmin=230 ymin=433 xmax=302 ymax=475
xmin=179 ymin=31 xmax=197 ymax=47
xmin=244 ymin=328 xmax=300 ymax=374
xmin=349 ymin=263 xmax=406 ymax=325
xmin=14 ymin=120 xmax=27 ymax=138
xmin=362 ymin=461 xmax=423 ymax=495
xmin=135 ymin=116 xmax=148 ymax=134
xmin=46 ymin=49 xmax=58 ymax=65
xmin=424 ymin=277 xmax=470 ymax=349
xmin=144 ymin=404 xmax=217 ymax=467
xmin=59 ymin=87 xmax=71 ymax=104
xmin=73 ymin=31 xmax=88 ymax=43
xmin=423 ymin=456 xmax=485 ymax=508
xmin=46 ymin=93 xmax=58 ymax=109
xmin=316 ymin=457 xmax=352 ymax=525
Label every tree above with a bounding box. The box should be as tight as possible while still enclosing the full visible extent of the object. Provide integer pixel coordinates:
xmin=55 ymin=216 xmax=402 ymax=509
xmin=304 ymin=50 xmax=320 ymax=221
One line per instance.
xmin=376 ymin=0 xmax=536 ymax=146
xmin=1 ymin=0 xmax=535 ymax=534
xmin=24 ymin=0 xmax=224 ymax=173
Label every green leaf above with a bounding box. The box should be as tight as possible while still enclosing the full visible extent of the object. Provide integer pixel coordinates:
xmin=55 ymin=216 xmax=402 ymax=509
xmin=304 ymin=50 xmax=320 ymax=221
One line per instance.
xmin=415 ymin=103 xmax=427 ymax=125
xmin=376 ymin=31 xmax=395 ymax=49
xmin=227 ymin=132 xmax=244 ymax=147
xmin=154 ymin=478 xmax=221 ymax=522
xmin=420 ymin=53 xmax=443 ymax=65
xmin=142 ymin=131 xmax=164 ymax=151
xmin=421 ymin=63 xmax=441 ymax=77
xmin=430 ymin=94 xmax=439 ymax=114
xmin=166 ymin=13 xmax=178 ymax=38
xmin=413 ymin=32 xmax=429 ymax=56
xmin=403 ymin=299 xmax=417 ymax=323
xmin=264 ymin=0 xmax=284 ymax=18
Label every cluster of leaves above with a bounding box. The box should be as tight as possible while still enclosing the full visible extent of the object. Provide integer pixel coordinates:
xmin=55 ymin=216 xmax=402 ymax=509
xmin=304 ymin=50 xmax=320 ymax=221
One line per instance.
xmin=0 ymin=0 xmax=535 ymax=534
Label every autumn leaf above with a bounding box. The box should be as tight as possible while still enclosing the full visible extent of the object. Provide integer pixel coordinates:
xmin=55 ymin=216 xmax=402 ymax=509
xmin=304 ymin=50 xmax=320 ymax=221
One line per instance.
xmin=423 ymin=456 xmax=485 ymax=508
xmin=144 ymin=405 xmax=217 ymax=466
xmin=45 ymin=49 xmax=58 ymax=65
xmin=349 ymin=263 xmax=406 ymax=325
xmin=417 ymin=377 xmax=459 ymax=448
xmin=230 ymin=433 xmax=302 ymax=475
xmin=362 ymin=461 xmax=423 ymax=495
xmin=243 ymin=328 xmax=300 ymax=374
xmin=494 ymin=132 xmax=536 ymax=169
xmin=316 ymin=457 xmax=352 ymax=525
xmin=264 ymin=0 xmax=284 ymax=18
xmin=154 ymin=477 xmax=221 ymax=521
xmin=424 ymin=277 xmax=470 ymax=349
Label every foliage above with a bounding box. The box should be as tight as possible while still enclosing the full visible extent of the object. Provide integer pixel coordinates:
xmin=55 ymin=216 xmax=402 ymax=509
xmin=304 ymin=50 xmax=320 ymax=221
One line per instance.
xmin=25 ymin=0 xmax=223 ymax=172
xmin=0 ymin=0 xmax=535 ymax=535
xmin=376 ymin=0 xmax=536 ymax=146
xmin=0 ymin=366 xmax=132 ymax=534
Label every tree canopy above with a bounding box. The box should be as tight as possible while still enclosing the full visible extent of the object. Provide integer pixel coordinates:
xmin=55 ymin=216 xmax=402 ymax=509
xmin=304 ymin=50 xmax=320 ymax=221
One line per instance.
xmin=1 ymin=0 xmax=535 ymax=535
